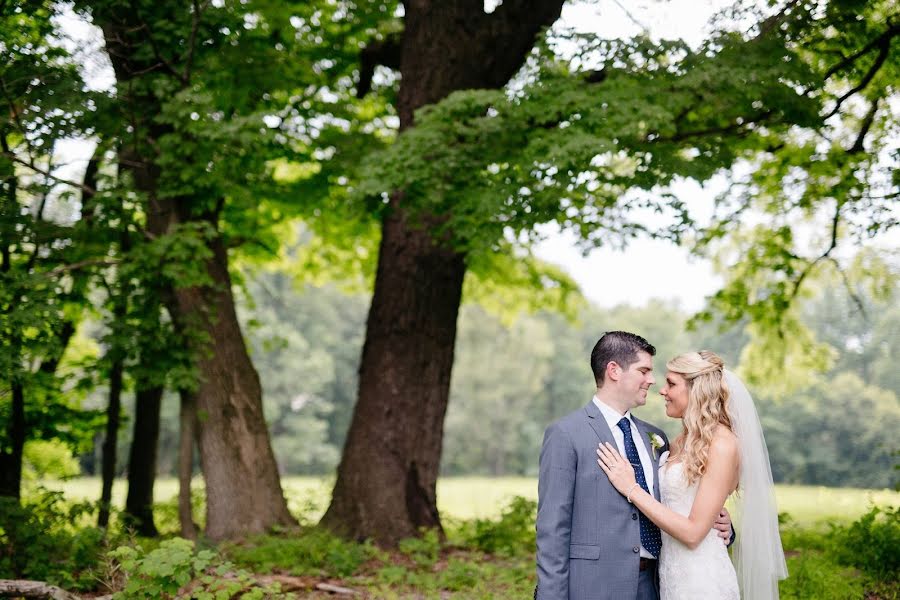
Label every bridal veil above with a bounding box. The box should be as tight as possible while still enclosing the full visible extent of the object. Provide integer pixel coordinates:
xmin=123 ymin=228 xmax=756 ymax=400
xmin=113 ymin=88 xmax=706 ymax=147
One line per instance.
xmin=724 ymin=369 xmax=788 ymax=599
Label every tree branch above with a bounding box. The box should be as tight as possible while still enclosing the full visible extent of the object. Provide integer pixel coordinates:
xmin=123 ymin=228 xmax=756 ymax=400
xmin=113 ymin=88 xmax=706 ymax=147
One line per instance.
xmin=357 ymin=31 xmax=403 ymax=98
xmin=45 ymin=258 xmax=120 ymax=277
xmin=754 ymin=0 xmax=803 ymax=40
xmin=478 ymin=0 xmax=566 ymax=86
xmin=789 ymin=202 xmax=841 ymax=303
xmin=126 ymin=1 xmax=185 ymax=83
xmin=848 ymin=97 xmax=879 ymax=154
xmin=0 ymin=579 xmax=112 ymax=600
xmin=183 ymin=0 xmax=209 ymax=83
xmin=824 ymin=32 xmax=893 ymax=119
xmin=827 ymin=256 xmax=868 ymax=320
xmin=824 ymin=21 xmax=899 ymax=80
xmin=657 ymin=110 xmax=773 ymax=143
xmin=2 ymin=153 xmax=97 ymax=195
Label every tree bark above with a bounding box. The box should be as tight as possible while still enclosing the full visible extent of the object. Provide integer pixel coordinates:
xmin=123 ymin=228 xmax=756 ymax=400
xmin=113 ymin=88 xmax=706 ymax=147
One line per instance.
xmin=321 ymin=211 xmax=466 ymax=543
xmin=177 ymin=388 xmax=199 ymax=540
xmin=321 ymin=0 xmax=565 ymax=545
xmin=97 ymin=356 xmax=123 ymax=529
xmin=124 ymin=385 xmax=164 ymax=537
xmin=171 ymin=234 xmax=296 ymax=539
xmin=92 ymin=3 xmax=296 ymax=540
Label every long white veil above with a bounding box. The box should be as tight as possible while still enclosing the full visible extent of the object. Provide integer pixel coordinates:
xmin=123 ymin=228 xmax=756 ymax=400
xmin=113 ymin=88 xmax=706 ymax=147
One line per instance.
xmin=724 ymin=370 xmax=788 ymax=600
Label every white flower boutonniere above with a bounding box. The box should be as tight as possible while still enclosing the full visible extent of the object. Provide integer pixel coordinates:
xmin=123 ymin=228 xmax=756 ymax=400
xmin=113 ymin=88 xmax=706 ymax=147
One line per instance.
xmin=650 ymin=433 xmax=665 ymax=460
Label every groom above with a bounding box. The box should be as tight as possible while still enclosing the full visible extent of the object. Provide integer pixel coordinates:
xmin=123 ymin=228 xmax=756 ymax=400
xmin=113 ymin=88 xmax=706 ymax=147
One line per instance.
xmin=535 ymin=331 xmax=732 ymax=600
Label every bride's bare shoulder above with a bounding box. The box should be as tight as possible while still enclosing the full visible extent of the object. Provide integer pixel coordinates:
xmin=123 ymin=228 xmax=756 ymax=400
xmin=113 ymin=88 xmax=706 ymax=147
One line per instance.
xmin=709 ymin=427 xmax=739 ymax=462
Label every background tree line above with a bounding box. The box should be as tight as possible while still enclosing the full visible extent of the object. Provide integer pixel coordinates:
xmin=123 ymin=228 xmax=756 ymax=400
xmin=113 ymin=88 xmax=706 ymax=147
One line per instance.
xmin=52 ymin=270 xmax=898 ymax=489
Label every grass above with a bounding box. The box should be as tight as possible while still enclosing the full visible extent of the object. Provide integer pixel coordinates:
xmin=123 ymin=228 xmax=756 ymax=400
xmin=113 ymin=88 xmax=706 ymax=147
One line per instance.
xmin=34 ymin=476 xmax=898 ymax=525
xmin=13 ymin=478 xmax=900 ymax=598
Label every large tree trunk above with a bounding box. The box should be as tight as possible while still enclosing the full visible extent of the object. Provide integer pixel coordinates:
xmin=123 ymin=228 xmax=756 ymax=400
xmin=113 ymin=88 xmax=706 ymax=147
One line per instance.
xmin=124 ymin=385 xmax=164 ymax=537
xmin=170 ymin=234 xmax=296 ymax=539
xmin=321 ymin=212 xmax=466 ymax=543
xmin=321 ymin=0 xmax=565 ymax=545
xmin=98 ymin=356 xmax=123 ymax=529
xmin=92 ymin=5 xmax=296 ymax=540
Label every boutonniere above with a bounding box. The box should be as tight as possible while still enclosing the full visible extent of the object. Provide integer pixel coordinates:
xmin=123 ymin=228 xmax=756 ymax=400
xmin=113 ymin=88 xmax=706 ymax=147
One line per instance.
xmin=649 ymin=433 xmax=665 ymax=460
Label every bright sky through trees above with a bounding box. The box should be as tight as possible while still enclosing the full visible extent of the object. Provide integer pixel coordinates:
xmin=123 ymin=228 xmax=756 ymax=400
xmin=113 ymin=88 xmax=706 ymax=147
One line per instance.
xmin=55 ymin=0 xmax=897 ymax=311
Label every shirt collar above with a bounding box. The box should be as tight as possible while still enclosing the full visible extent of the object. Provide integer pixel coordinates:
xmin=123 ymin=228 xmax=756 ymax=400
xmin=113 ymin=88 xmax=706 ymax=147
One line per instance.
xmin=592 ymin=395 xmax=632 ymax=431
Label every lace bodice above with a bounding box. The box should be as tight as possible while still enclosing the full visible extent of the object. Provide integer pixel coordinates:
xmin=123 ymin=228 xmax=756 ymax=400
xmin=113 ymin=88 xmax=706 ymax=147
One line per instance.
xmin=657 ymin=454 xmax=740 ymax=600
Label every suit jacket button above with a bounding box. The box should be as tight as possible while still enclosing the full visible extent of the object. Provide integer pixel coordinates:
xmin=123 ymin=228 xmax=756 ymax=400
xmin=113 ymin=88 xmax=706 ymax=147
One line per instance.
xmin=632 ymin=513 xmax=638 ymax=520
xmin=633 ymin=546 xmax=640 ymax=553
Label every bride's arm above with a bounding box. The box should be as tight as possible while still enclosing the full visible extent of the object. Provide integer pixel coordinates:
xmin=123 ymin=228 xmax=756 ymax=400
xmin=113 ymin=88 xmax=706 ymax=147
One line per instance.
xmin=597 ymin=434 xmax=739 ymax=550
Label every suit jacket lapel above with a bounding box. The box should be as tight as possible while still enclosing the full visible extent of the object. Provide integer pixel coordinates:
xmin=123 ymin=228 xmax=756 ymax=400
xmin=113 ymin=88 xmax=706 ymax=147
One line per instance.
xmin=583 ymin=400 xmax=617 ymax=448
xmin=633 ymin=417 xmax=662 ymax=501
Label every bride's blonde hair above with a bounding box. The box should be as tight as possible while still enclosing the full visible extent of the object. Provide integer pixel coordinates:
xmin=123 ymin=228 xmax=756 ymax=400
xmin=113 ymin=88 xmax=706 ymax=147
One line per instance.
xmin=667 ymin=350 xmax=733 ymax=485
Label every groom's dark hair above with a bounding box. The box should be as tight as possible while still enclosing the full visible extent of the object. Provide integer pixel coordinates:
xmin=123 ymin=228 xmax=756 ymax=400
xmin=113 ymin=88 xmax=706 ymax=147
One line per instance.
xmin=591 ymin=331 xmax=656 ymax=386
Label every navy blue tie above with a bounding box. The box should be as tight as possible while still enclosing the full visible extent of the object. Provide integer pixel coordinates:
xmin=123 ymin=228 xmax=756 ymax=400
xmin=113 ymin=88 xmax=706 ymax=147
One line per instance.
xmin=616 ymin=417 xmax=662 ymax=557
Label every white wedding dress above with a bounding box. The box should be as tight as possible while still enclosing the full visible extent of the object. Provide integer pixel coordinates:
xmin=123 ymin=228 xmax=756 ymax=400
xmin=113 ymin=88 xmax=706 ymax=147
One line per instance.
xmin=657 ymin=453 xmax=740 ymax=600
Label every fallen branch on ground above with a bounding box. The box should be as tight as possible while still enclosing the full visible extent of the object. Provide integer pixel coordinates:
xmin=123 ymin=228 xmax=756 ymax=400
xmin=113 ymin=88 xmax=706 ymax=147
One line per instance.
xmin=0 ymin=580 xmax=112 ymax=600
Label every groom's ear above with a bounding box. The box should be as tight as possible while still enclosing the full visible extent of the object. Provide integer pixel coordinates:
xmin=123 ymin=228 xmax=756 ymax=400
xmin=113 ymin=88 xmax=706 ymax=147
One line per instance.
xmin=606 ymin=361 xmax=621 ymax=382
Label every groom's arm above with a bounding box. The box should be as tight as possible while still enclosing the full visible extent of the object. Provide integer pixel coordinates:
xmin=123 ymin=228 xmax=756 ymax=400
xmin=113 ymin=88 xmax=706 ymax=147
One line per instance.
xmin=536 ymin=422 xmax=576 ymax=600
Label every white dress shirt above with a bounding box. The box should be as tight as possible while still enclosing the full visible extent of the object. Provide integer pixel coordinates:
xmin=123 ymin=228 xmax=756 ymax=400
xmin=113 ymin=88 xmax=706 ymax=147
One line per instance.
xmin=593 ymin=395 xmax=657 ymax=559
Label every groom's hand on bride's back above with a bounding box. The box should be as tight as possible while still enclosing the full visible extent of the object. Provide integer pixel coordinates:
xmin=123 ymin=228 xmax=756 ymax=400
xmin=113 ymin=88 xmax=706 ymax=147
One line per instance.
xmin=714 ymin=508 xmax=736 ymax=546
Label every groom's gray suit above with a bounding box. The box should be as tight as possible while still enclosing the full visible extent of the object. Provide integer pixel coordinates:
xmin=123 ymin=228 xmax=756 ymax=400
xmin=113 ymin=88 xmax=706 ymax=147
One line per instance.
xmin=535 ymin=400 xmax=669 ymax=600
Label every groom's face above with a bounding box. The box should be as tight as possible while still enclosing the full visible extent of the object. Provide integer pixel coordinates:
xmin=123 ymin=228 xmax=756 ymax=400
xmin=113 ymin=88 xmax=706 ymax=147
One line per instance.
xmin=618 ymin=351 xmax=655 ymax=409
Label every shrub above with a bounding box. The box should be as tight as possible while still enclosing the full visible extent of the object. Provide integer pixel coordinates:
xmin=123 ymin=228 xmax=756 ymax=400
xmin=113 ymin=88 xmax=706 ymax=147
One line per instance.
xmin=223 ymin=527 xmax=375 ymax=578
xmin=0 ymin=489 xmax=103 ymax=590
xmin=109 ymin=537 xmax=288 ymax=599
xmin=831 ymin=505 xmax=899 ymax=581
xmin=779 ymin=552 xmax=866 ymax=600
xmin=436 ymin=558 xmax=480 ymax=591
xmin=460 ymin=496 xmax=536 ymax=556
xmin=22 ymin=439 xmax=81 ymax=480
xmin=398 ymin=528 xmax=441 ymax=568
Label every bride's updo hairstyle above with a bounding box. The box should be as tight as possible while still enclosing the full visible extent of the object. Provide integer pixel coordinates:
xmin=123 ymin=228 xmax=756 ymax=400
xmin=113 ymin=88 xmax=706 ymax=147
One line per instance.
xmin=666 ymin=350 xmax=733 ymax=485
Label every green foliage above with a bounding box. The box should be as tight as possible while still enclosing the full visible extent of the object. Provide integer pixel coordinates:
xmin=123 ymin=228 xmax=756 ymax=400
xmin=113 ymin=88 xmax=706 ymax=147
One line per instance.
xmin=222 ymin=528 xmax=375 ymax=578
xmin=778 ymin=506 xmax=900 ymax=599
xmin=463 ymin=253 xmax=585 ymax=324
xmin=459 ymin=496 xmax=537 ymax=557
xmin=398 ymin=528 xmax=442 ymax=568
xmin=0 ymin=490 xmax=104 ymax=589
xmin=779 ymin=552 xmax=867 ymax=600
xmin=151 ymin=486 xmax=206 ymax=537
xmin=831 ymin=505 xmax=899 ymax=581
xmin=688 ymin=1 xmax=899 ymax=384
xmin=110 ymin=537 xmax=288 ymax=599
xmin=22 ymin=439 xmax=81 ymax=480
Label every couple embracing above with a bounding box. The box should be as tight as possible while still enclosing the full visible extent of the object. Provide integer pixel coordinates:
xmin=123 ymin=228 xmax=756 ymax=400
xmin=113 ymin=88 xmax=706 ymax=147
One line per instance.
xmin=535 ymin=331 xmax=787 ymax=599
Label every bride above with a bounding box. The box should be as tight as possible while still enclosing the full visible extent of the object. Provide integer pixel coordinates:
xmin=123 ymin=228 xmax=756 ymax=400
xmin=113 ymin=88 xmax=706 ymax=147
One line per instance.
xmin=597 ymin=351 xmax=787 ymax=599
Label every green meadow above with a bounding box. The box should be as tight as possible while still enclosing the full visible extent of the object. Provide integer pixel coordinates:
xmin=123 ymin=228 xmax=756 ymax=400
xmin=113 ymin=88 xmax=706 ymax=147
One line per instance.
xmin=37 ymin=476 xmax=898 ymax=526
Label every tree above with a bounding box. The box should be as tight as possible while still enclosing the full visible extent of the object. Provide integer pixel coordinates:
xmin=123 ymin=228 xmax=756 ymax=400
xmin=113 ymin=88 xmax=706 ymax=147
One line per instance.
xmin=690 ymin=1 xmax=899 ymax=390
xmin=0 ymin=1 xmax=103 ymax=500
xmin=78 ymin=0 xmax=295 ymax=538
xmin=73 ymin=0 xmax=391 ymax=539
xmin=322 ymin=0 xmax=897 ymax=544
